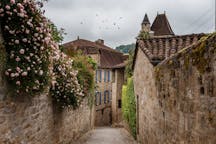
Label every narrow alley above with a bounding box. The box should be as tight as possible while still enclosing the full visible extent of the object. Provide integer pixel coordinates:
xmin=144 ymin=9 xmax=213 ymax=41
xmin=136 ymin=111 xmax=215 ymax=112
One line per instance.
xmin=73 ymin=127 xmax=137 ymax=144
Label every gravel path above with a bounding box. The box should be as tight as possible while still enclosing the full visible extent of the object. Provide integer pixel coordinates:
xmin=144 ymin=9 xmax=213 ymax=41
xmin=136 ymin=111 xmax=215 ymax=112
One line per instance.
xmin=72 ymin=127 xmax=137 ymax=144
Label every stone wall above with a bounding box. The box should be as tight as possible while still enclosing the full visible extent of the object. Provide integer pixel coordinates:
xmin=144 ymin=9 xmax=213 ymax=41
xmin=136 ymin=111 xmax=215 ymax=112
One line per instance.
xmin=133 ymin=48 xmax=159 ymax=143
xmin=0 ymin=26 xmax=94 ymax=144
xmin=134 ymin=34 xmax=216 ymax=144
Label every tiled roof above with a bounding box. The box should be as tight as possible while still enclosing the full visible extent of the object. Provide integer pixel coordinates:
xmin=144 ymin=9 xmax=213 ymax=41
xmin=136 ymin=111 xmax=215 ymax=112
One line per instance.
xmin=63 ymin=39 xmax=125 ymax=69
xmin=112 ymin=62 xmax=127 ymax=69
xmin=133 ymin=33 xmax=205 ymax=66
xmin=151 ymin=14 xmax=175 ymax=36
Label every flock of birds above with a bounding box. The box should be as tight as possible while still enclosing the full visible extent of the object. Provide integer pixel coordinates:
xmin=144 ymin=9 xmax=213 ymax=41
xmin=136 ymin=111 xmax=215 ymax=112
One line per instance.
xmin=79 ymin=14 xmax=124 ymax=31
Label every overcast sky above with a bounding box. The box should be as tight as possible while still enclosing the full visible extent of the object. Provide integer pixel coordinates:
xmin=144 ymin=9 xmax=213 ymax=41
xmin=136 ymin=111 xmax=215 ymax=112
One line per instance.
xmin=44 ymin=0 xmax=215 ymax=48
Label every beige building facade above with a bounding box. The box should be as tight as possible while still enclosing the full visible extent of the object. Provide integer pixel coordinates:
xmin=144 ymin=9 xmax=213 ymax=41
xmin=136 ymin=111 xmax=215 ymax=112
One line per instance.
xmin=63 ymin=39 xmax=127 ymax=126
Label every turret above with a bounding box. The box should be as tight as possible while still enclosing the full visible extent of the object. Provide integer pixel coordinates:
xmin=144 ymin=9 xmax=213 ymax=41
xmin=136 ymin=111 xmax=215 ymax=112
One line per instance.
xmin=141 ymin=13 xmax=151 ymax=33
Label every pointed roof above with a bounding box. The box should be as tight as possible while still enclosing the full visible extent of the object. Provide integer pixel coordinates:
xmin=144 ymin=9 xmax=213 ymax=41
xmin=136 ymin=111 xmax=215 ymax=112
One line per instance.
xmin=142 ymin=13 xmax=150 ymax=24
xmin=151 ymin=14 xmax=174 ymax=36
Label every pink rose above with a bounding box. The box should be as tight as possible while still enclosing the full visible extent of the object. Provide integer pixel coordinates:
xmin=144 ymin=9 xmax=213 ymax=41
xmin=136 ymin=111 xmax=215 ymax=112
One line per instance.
xmin=10 ymin=73 xmax=15 ymax=78
xmin=39 ymin=70 xmax=43 ymax=76
xmin=16 ymin=81 xmax=21 ymax=86
xmin=19 ymin=49 xmax=25 ymax=54
xmin=5 ymin=5 xmax=11 ymax=10
xmin=15 ymin=57 xmax=21 ymax=62
xmin=15 ymin=40 xmax=19 ymax=44
xmin=5 ymin=71 xmax=9 ymax=76
xmin=22 ymin=38 xmax=27 ymax=43
xmin=16 ymin=67 xmax=21 ymax=72
xmin=25 ymin=29 xmax=30 ymax=34
xmin=0 ymin=9 xmax=4 ymax=13
xmin=21 ymin=72 xmax=28 ymax=76
xmin=10 ymin=0 xmax=15 ymax=4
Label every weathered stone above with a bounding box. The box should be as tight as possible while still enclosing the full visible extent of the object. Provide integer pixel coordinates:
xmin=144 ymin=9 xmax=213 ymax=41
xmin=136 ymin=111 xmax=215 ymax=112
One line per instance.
xmin=134 ymin=34 xmax=216 ymax=143
xmin=0 ymin=116 xmax=5 ymax=124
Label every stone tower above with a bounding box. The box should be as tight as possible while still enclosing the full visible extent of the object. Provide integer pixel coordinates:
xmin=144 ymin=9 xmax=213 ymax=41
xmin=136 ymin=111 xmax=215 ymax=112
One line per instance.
xmin=141 ymin=13 xmax=151 ymax=33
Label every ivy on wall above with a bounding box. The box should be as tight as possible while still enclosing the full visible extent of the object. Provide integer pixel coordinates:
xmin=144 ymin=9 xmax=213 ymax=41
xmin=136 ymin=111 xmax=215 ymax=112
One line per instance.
xmin=122 ymin=78 xmax=136 ymax=138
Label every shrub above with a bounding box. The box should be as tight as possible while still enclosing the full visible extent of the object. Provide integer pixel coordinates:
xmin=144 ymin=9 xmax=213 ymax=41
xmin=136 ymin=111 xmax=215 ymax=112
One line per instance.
xmin=50 ymin=52 xmax=84 ymax=108
xmin=122 ymin=78 xmax=136 ymax=138
xmin=64 ymin=49 xmax=97 ymax=108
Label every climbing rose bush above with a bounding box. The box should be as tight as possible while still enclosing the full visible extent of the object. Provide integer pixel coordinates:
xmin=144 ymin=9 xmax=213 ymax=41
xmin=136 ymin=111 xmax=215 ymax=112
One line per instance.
xmin=0 ymin=0 xmax=54 ymax=94
xmin=51 ymin=47 xmax=84 ymax=108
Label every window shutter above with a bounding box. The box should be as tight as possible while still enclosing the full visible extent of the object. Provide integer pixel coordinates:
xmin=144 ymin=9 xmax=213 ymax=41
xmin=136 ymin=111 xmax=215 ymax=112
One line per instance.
xmin=108 ymin=71 xmax=110 ymax=82
xmin=95 ymin=70 xmax=98 ymax=82
xmin=99 ymin=70 xmax=102 ymax=82
xmin=104 ymin=71 xmax=106 ymax=82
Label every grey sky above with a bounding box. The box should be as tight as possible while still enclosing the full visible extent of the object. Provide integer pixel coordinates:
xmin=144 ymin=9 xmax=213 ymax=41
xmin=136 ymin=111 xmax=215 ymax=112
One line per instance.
xmin=44 ymin=0 xmax=215 ymax=48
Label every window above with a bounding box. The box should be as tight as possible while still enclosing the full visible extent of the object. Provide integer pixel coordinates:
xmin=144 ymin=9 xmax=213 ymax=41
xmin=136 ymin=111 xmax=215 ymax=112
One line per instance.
xmin=108 ymin=71 xmax=110 ymax=82
xmin=96 ymin=70 xmax=102 ymax=83
xmin=99 ymin=70 xmax=102 ymax=82
xmin=95 ymin=70 xmax=98 ymax=82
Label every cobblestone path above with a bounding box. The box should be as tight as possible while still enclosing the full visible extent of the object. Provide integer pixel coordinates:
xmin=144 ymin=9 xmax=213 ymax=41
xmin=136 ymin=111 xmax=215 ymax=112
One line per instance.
xmin=72 ymin=127 xmax=137 ymax=144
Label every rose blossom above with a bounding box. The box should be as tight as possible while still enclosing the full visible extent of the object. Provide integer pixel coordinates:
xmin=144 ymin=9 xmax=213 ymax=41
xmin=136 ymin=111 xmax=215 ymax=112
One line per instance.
xmin=10 ymin=73 xmax=15 ymax=78
xmin=19 ymin=49 xmax=25 ymax=54
xmin=16 ymin=81 xmax=21 ymax=86
xmin=21 ymin=72 xmax=28 ymax=76
xmin=5 ymin=5 xmax=10 ymax=10
xmin=15 ymin=57 xmax=21 ymax=62
xmin=16 ymin=67 xmax=21 ymax=72
xmin=15 ymin=40 xmax=19 ymax=44
xmin=15 ymin=73 xmax=19 ymax=77
xmin=5 ymin=71 xmax=9 ymax=76
xmin=39 ymin=70 xmax=43 ymax=76
xmin=10 ymin=0 xmax=15 ymax=4
xmin=22 ymin=38 xmax=27 ymax=43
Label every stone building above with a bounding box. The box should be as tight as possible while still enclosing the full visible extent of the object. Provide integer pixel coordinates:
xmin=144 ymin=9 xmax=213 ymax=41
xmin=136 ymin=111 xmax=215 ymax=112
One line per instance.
xmin=133 ymin=13 xmax=216 ymax=143
xmin=63 ymin=38 xmax=126 ymax=126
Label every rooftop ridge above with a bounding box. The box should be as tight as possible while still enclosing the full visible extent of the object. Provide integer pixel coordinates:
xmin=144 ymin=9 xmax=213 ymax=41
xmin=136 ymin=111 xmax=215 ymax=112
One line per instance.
xmin=63 ymin=38 xmax=122 ymax=54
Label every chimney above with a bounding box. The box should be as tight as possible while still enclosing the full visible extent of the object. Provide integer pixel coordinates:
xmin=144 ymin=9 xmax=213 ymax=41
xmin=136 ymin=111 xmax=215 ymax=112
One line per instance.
xmin=95 ymin=39 xmax=104 ymax=45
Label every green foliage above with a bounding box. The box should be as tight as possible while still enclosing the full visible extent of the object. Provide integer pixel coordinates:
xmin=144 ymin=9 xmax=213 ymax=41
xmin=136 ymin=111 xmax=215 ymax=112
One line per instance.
xmin=122 ymin=78 xmax=136 ymax=138
xmin=64 ymin=49 xmax=97 ymax=109
xmin=50 ymin=56 xmax=83 ymax=109
xmin=49 ymin=22 xmax=66 ymax=44
xmin=138 ymin=31 xmax=150 ymax=39
xmin=116 ymin=43 xmax=135 ymax=54
xmin=125 ymin=50 xmax=134 ymax=78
